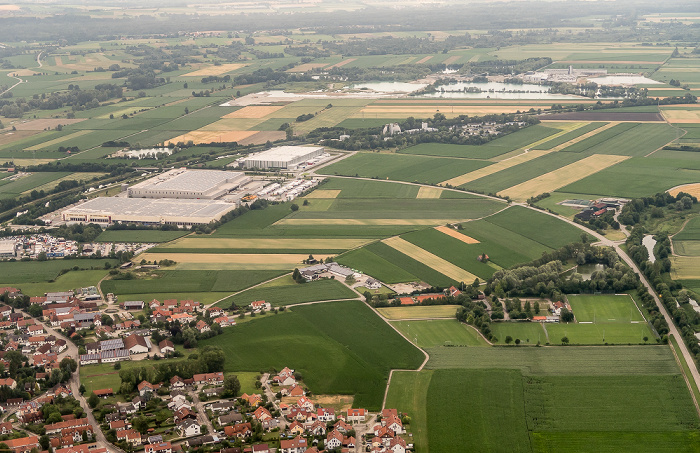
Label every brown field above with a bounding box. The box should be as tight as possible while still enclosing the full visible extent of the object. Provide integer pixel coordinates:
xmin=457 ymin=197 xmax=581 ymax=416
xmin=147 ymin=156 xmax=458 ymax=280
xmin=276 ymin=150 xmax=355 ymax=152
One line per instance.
xmin=287 ymin=63 xmax=327 ymax=73
xmin=0 ymin=130 xmax=40 ymax=146
xmin=382 ymin=236 xmax=478 ymax=283
xmin=377 ymin=305 xmax=460 ymax=320
xmin=434 ymin=225 xmax=479 ymax=244
xmin=10 ymin=118 xmax=85 ymax=131
xmin=326 ymin=59 xmax=356 ymax=69
xmin=274 ymin=218 xmax=475 ymax=226
xmin=442 ymin=55 xmax=461 ymax=64
xmin=416 ymin=56 xmax=433 ymax=64
xmin=182 ymin=64 xmax=246 ymax=77
xmin=669 ymin=183 xmax=700 ymax=198
xmin=281 ymin=395 xmax=354 ymax=412
xmin=7 ymin=159 xmax=55 ymax=166
xmin=238 ymin=131 xmax=286 ymax=145
xmin=558 ymin=60 xmax=667 ymax=64
xmin=136 ymin=253 xmax=331 ymax=270
xmin=162 ymin=238 xmax=371 ymax=249
xmin=662 ymin=109 xmax=700 ymax=124
xmin=25 ymin=130 xmax=93 ymax=151
xmin=8 ymin=69 xmax=37 ymax=77
xmin=222 ymin=105 xmax=284 ymax=118
xmin=167 ymin=130 xmax=258 ymax=145
xmin=0 ymin=5 xmax=20 ymax=10
xmin=499 ymin=154 xmax=629 ymax=201
xmin=416 ymin=186 xmax=443 ymax=199
xmin=304 ymin=189 xmax=342 ymax=199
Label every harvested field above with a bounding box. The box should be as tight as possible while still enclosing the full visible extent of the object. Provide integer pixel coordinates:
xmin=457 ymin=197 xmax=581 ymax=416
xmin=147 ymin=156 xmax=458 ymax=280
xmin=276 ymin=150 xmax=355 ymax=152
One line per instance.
xmin=11 ymin=118 xmax=85 ymax=131
xmin=382 ymin=236 xmax=478 ymax=283
xmin=222 ymin=105 xmax=284 ymax=118
xmin=442 ymin=55 xmax=461 ymax=64
xmin=377 ymin=305 xmax=460 ymax=320
xmin=8 ymin=69 xmax=37 ymax=77
xmin=671 ymin=256 xmax=700 ymax=279
xmin=326 ymin=59 xmax=356 ymax=69
xmin=161 ymin=238 xmax=371 ymax=250
xmin=182 ymin=64 xmax=246 ymax=77
xmin=416 ymin=56 xmax=433 ymax=64
xmin=499 ymin=154 xmax=629 ymax=200
xmin=275 ymin=218 xmax=478 ymax=226
xmin=663 ymin=109 xmax=700 ymax=124
xmin=0 ymin=5 xmax=20 ymax=10
xmin=434 ymin=225 xmax=479 ymax=244
xmin=135 ymin=252 xmax=332 ymax=270
xmin=540 ymin=112 xmax=664 ymax=122
xmin=237 ymin=131 xmax=285 ymax=145
xmin=358 ymin=105 xmax=543 ymax=118
xmin=669 ymin=183 xmax=700 ymax=198
xmin=416 ymin=187 xmax=443 ymax=199
xmin=558 ymin=60 xmax=667 ymax=64
xmin=287 ymin=63 xmax=327 ymax=72
xmin=0 ymin=130 xmax=40 ymax=146
xmin=25 ymin=130 xmax=92 ymax=150
xmin=305 ymin=190 xmax=342 ymax=199
xmin=167 ymin=130 xmax=258 ymax=145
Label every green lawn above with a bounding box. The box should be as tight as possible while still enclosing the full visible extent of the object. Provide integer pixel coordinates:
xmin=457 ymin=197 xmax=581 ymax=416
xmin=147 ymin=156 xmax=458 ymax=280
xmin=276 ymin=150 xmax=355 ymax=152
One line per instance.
xmin=18 ymin=270 xmax=109 ymax=296
xmin=545 ymin=322 xmax=655 ymax=345
xmin=567 ymin=294 xmax=645 ymax=323
xmin=216 ymin=276 xmax=357 ymax=308
xmin=200 ymin=300 xmax=424 ymax=410
xmin=391 ymin=319 xmax=488 ymax=348
xmin=384 ymin=370 xmax=432 ymax=453
xmin=490 ymin=322 xmax=547 ymax=345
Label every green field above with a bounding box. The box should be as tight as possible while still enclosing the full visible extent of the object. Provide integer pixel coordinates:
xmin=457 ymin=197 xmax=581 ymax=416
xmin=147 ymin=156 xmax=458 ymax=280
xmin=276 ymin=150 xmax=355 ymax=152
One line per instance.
xmin=0 ymin=259 xmax=119 ymax=284
xmin=491 ymin=322 xmax=547 ymax=345
xmin=391 ymin=319 xmax=488 ymax=348
xmin=398 ymin=125 xmax=560 ymax=159
xmin=384 ymin=371 xmax=432 ymax=453
xmin=96 ymin=230 xmax=191 ymax=243
xmin=567 ymin=294 xmax=645 ymax=323
xmin=216 ymin=275 xmax=358 ymax=308
xmin=320 ymin=152 xmax=493 ymax=185
xmin=336 ymin=246 xmax=422 ymax=284
xmin=532 ymin=122 xmax=607 ymax=150
xmin=17 ymin=269 xmax=109 ymax=296
xmin=101 ymin=270 xmax=285 ymax=295
xmin=200 ymin=300 xmax=424 ymax=409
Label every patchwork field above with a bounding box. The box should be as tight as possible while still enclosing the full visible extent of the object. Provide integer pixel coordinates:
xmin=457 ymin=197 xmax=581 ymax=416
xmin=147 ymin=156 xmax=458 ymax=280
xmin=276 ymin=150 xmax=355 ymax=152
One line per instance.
xmin=200 ymin=300 xmax=424 ymax=410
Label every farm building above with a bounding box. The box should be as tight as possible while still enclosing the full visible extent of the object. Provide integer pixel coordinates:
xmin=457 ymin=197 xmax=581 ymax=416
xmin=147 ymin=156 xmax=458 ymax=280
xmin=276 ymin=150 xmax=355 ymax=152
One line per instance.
xmin=61 ymin=197 xmax=238 ymax=226
xmin=127 ymin=169 xmax=249 ymax=199
xmin=239 ymin=146 xmax=324 ymax=169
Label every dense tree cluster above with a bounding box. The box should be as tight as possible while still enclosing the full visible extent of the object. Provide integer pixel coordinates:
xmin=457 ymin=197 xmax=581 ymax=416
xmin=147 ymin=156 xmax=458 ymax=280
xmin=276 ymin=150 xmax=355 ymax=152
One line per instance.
xmin=618 ymin=191 xmax=697 ymax=226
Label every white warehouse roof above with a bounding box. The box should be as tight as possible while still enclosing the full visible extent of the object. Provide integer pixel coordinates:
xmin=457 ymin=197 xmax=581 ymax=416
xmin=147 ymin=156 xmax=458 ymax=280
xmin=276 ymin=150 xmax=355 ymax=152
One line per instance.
xmin=128 ymin=169 xmax=248 ymax=199
xmin=240 ymin=146 xmax=324 ymax=169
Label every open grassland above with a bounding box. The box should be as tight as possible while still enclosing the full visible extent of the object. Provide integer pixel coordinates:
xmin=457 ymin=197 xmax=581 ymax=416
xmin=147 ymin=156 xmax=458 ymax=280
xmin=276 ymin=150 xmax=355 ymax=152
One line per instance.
xmin=80 ymin=358 xmax=186 ymax=395
xmin=673 ymin=241 xmax=700 ymax=256
xmin=200 ymin=300 xmax=424 ymax=410
xmin=500 ymin=154 xmax=629 ymax=200
xmin=314 ymin=178 xmax=422 ymax=199
xmin=95 ymin=230 xmax=191 ymax=243
xmin=359 ymin=242 xmax=457 ymax=287
xmin=485 ymin=206 xmax=589 ymax=248
xmin=0 ymin=259 xmax=118 ymax=284
xmin=671 ymin=257 xmax=700 ymax=279
xmin=382 ymin=236 xmax=479 ymax=283
xmin=560 ymin=123 xmax=678 ymax=157
xmin=391 ymin=319 xmax=489 ymax=348
xmin=567 ymin=294 xmax=645 ymax=323
xmin=427 ymin=369 xmax=531 ymax=453
xmin=531 ymin=432 xmax=700 ymax=453
xmin=320 ymin=152 xmax=493 ymax=185
xmin=532 ymin=122 xmax=607 ymax=150
xmin=101 ymin=269 xmax=284 ymax=295
xmin=336 ymin=246 xmax=419 ymax=283
xmin=159 ymin=237 xmax=372 ymax=251
xmin=377 ymin=305 xmax=461 ymax=320
xmin=0 ymin=172 xmax=70 ymax=195
xmin=216 ymin=275 xmax=357 ymax=308
xmin=545 ymin=322 xmax=655 ymax=345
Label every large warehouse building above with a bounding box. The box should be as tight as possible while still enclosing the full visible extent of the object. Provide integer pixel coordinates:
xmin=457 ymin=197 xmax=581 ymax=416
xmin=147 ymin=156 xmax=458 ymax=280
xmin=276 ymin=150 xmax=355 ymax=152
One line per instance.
xmin=61 ymin=197 xmax=237 ymax=226
xmin=239 ymin=146 xmax=324 ymax=169
xmin=128 ymin=168 xmax=249 ymax=199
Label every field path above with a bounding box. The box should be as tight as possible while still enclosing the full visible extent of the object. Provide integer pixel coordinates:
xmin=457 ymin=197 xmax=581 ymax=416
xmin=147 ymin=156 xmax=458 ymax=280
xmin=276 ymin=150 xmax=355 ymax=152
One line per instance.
xmin=439 ymin=122 xmax=619 ymax=187
xmin=382 ymin=236 xmax=479 ymax=283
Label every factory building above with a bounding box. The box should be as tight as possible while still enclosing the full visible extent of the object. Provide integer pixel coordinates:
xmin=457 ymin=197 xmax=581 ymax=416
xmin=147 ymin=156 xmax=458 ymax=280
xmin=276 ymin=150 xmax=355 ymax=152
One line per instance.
xmin=61 ymin=198 xmax=237 ymax=226
xmin=127 ymin=169 xmax=249 ymax=199
xmin=239 ymin=146 xmax=324 ymax=170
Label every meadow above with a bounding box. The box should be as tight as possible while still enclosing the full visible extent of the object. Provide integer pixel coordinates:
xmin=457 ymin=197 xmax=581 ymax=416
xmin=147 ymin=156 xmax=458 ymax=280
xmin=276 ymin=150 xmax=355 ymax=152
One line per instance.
xmin=95 ymin=230 xmax=191 ymax=243
xmin=0 ymin=259 xmax=119 ymax=284
xmin=215 ymin=275 xmax=358 ymax=308
xmin=390 ymin=319 xmax=488 ymax=348
xmin=376 ymin=305 xmax=461 ymax=320
xmin=200 ymin=300 xmax=424 ymax=410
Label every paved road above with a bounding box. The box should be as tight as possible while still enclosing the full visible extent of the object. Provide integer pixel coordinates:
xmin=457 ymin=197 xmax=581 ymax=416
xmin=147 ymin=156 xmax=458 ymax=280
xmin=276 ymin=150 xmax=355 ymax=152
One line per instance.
xmin=191 ymin=392 xmax=215 ymax=435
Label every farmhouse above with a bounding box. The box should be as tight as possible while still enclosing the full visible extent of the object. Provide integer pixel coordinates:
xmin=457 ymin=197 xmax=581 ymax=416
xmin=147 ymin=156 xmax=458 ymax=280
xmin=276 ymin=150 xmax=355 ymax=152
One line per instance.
xmin=124 ymin=333 xmax=151 ymax=354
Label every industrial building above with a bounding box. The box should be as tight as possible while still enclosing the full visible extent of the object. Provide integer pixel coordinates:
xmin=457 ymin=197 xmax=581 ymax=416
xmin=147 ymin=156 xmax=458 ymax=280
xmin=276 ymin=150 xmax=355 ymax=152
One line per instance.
xmin=239 ymin=146 xmax=324 ymax=170
xmin=61 ymin=197 xmax=238 ymax=226
xmin=127 ymin=168 xmax=249 ymax=199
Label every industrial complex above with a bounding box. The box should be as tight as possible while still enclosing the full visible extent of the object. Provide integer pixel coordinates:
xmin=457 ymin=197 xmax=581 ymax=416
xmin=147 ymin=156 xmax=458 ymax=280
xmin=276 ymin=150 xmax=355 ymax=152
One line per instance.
xmin=127 ymin=168 xmax=249 ymax=199
xmin=238 ymin=146 xmax=325 ymax=170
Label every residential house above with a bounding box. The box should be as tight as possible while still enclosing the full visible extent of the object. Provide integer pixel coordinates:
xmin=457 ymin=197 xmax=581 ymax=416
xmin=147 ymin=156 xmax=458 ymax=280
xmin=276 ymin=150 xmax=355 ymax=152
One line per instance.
xmin=250 ymin=300 xmax=271 ymax=312
xmin=109 ymin=420 xmax=130 ymax=431
xmin=124 ymin=333 xmax=150 ymax=354
xmin=218 ymin=412 xmax=243 ymax=426
xmin=195 ymin=320 xmax=209 ymax=333
xmin=0 ymin=377 xmax=17 ymax=389
xmin=0 ymin=421 xmax=13 ymax=435
xmin=297 ymin=396 xmax=314 ymax=411
xmin=120 ymin=301 xmax=144 ymax=310
xmin=3 ymin=436 xmax=40 ymax=453
xmin=223 ymin=422 xmax=251 ymax=439
xmin=279 ymin=436 xmax=307 ymax=453
xmin=307 ymin=420 xmax=326 ymax=436
xmin=144 ymin=442 xmax=172 ymax=453
xmin=347 ymin=408 xmax=367 ymax=422
xmin=193 ymin=372 xmax=224 ymax=385
xmin=287 ymin=421 xmax=304 ymax=436
xmin=326 ymin=430 xmax=343 ymax=450
xmin=93 ymin=388 xmax=113 ymax=398
xmin=253 ymin=406 xmax=272 ymax=421
xmin=317 ymin=407 xmax=335 ymax=422
xmin=177 ymin=419 xmax=201 ymax=437
xmin=137 ymin=381 xmax=160 ymax=397
xmin=240 ymin=393 xmax=262 ymax=407
xmin=117 ymin=429 xmax=142 ymax=446
xmin=159 ymin=340 xmax=175 ymax=354
xmin=251 ymin=445 xmax=270 ymax=453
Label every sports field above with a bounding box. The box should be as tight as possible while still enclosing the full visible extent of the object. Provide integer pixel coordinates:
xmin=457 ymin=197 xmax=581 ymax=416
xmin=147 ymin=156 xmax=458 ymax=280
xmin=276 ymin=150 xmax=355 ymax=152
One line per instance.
xmin=390 ymin=319 xmax=489 ymax=348
xmin=567 ymin=294 xmax=645 ymax=323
